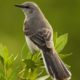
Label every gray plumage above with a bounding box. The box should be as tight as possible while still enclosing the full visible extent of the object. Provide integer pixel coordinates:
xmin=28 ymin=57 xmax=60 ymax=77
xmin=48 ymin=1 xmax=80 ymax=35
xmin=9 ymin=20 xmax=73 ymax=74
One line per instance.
xmin=15 ymin=2 xmax=71 ymax=80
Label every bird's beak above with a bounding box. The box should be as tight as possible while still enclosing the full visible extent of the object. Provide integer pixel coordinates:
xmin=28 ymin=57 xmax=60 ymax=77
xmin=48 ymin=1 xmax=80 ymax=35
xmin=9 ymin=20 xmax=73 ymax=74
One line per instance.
xmin=15 ymin=4 xmax=26 ymax=8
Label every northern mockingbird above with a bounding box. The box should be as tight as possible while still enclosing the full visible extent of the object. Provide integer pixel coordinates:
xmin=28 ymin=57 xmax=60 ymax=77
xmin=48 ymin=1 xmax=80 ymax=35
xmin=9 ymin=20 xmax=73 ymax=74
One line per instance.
xmin=15 ymin=2 xmax=71 ymax=80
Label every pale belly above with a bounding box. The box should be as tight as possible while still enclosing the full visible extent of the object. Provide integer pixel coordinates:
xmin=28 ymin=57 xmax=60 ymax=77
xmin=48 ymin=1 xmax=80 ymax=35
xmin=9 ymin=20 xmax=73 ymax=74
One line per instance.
xmin=25 ymin=36 xmax=39 ymax=53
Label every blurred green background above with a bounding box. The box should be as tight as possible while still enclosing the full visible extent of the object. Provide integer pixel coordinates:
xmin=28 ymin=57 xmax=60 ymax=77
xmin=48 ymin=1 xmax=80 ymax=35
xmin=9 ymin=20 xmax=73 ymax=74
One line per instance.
xmin=0 ymin=0 xmax=80 ymax=80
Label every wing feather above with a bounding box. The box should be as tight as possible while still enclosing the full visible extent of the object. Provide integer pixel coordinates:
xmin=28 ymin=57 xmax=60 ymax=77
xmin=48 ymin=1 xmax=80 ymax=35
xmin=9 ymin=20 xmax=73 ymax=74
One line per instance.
xmin=29 ymin=28 xmax=53 ymax=49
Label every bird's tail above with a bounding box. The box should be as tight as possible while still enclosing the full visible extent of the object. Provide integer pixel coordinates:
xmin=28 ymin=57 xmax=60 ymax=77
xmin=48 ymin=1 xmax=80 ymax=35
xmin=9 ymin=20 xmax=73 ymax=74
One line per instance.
xmin=42 ymin=49 xmax=71 ymax=80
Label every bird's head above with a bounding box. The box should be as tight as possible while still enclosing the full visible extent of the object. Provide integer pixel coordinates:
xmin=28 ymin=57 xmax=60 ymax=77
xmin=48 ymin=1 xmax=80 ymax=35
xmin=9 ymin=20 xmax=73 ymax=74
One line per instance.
xmin=15 ymin=2 xmax=41 ymax=16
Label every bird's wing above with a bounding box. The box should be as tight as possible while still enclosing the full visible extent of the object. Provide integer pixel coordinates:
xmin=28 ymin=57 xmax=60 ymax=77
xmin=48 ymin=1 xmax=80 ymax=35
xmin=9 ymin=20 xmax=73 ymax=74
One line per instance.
xmin=29 ymin=28 xmax=53 ymax=50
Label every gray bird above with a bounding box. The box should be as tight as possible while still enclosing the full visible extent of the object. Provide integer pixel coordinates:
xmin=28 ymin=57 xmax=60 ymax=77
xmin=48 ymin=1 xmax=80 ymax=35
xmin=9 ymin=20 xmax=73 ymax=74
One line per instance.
xmin=15 ymin=2 xmax=71 ymax=80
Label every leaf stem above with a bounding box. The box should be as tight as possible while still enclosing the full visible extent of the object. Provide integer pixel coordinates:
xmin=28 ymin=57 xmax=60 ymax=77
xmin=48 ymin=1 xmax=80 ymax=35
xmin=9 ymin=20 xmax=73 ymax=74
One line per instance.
xmin=4 ymin=63 xmax=7 ymax=80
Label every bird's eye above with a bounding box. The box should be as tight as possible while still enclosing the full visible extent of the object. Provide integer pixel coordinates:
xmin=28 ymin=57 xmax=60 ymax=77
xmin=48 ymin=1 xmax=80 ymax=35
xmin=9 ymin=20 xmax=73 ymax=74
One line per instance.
xmin=25 ymin=6 xmax=30 ymax=9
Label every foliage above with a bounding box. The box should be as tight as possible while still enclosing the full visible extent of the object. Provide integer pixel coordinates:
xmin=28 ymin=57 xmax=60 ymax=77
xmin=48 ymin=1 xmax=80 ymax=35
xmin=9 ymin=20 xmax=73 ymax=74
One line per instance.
xmin=0 ymin=32 xmax=71 ymax=80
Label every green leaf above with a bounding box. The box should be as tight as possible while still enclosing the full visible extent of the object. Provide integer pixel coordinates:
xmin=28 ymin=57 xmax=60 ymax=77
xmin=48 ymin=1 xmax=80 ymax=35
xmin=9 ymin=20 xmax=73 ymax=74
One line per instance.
xmin=0 ymin=68 xmax=5 ymax=79
xmin=36 ymin=75 xmax=50 ymax=80
xmin=23 ymin=59 xmax=36 ymax=71
xmin=6 ymin=55 xmax=14 ymax=67
xmin=21 ymin=43 xmax=31 ymax=59
xmin=65 ymin=63 xmax=71 ymax=68
xmin=59 ymin=53 xmax=72 ymax=68
xmin=30 ymin=68 xmax=40 ymax=80
xmin=0 ymin=56 xmax=4 ymax=65
xmin=59 ymin=53 xmax=72 ymax=59
xmin=55 ymin=33 xmax=68 ymax=53
xmin=8 ymin=66 xmax=19 ymax=80
xmin=32 ymin=52 xmax=42 ymax=64
xmin=53 ymin=32 xmax=58 ymax=46
xmin=0 ymin=44 xmax=9 ymax=64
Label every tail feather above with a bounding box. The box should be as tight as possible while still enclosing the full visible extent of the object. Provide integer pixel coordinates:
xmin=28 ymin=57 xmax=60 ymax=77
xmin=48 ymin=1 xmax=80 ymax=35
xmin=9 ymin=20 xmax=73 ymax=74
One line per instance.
xmin=42 ymin=49 xmax=71 ymax=80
